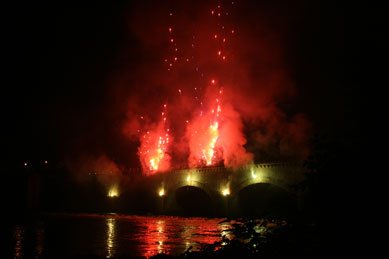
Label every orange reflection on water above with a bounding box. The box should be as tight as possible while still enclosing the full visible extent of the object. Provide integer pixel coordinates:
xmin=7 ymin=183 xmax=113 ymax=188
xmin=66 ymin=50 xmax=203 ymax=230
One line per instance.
xmin=136 ymin=219 xmax=167 ymax=258
xmin=133 ymin=216 xmax=232 ymax=258
xmin=13 ymin=225 xmax=24 ymax=259
xmin=106 ymin=217 xmax=116 ymax=258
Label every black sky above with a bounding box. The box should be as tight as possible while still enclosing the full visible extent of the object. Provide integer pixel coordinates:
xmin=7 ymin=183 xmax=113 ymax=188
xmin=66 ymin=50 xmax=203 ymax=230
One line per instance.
xmin=5 ymin=1 xmax=352 ymax=169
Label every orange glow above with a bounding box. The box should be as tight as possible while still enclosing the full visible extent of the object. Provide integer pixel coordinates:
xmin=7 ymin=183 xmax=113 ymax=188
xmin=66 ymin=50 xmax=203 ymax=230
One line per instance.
xmin=222 ymin=188 xmax=230 ymax=196
xmin=187 ymin=79 xmax=223 ymax=167
xmin=108 ymin=187 xmax=119 ymax=198
xmin=203 ymin=121 xmax=219 ymax=165
xmin=138 ymin=105 xmax=171 ymax=175
xmin=132 ymin=3 xmax=255 ymax=172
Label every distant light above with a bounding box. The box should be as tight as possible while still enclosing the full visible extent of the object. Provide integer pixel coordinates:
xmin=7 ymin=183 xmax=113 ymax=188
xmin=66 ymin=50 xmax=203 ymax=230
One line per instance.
xmin=107 ymin=188 xmax=118 ymax=198
xmin=186 ymin=175 xmax=191 ymax=182
xmin=44 ymin=160 xmax=48 ymax=164
xmin=222 ymin=188 xmax=230 ymax=196
xmin=24 ymin=162 xmax=27 ymax=167
xmin=159 ymin=189 xmax=165 ymax=197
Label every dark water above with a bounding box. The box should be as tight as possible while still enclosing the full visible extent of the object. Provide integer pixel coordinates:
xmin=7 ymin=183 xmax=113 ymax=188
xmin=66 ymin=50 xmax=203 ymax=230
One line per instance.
xmin=10 ymin=213 xmax=233 ymax=258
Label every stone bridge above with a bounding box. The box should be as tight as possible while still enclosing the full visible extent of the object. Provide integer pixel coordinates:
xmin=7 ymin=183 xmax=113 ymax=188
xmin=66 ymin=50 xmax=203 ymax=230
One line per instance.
xmin=147 ymin=163 xmax=306 ymax=217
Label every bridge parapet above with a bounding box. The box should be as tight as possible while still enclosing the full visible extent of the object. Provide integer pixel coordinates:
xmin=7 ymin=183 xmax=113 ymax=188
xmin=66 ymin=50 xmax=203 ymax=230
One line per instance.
xmin=145 ymin=162 xmax=306 ymax=216
xmin=150 ymin=163 xmax=305 ymax=197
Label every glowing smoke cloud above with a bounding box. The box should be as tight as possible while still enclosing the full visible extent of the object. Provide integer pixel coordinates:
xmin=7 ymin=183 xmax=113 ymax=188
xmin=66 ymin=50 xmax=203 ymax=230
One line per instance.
xmin=119 ymin=0 xmax=311 ymax=174
xmin=138 ymin=104 xmax=171 ymax=174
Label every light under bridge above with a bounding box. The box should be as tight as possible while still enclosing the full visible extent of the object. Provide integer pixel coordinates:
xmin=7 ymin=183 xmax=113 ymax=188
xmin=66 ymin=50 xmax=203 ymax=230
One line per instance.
xmin=146 ymin=162 xmax=306 ymax=218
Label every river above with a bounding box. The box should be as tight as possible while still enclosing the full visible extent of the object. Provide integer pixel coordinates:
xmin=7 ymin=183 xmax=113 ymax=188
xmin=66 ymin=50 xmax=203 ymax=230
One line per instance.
xmin=10 ymin=213 xmax=234 ymax=258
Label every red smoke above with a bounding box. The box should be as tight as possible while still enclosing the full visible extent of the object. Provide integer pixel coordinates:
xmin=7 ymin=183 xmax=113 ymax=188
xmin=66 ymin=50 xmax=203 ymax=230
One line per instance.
xmin=115 ymin=1 xmax=311 ymax=174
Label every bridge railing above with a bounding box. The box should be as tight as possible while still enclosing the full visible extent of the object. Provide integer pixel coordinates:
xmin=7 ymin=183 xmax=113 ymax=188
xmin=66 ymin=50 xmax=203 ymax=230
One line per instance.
xmin=166 ymin=162 xmax=302 ymax=174
xmin=120 ymin=162 xmax=303 ymax=176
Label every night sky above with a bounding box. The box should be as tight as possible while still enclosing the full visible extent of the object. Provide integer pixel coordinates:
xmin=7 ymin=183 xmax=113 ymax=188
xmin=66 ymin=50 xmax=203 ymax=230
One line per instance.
xmin=5 ymin=1 xmax=352 ymax=173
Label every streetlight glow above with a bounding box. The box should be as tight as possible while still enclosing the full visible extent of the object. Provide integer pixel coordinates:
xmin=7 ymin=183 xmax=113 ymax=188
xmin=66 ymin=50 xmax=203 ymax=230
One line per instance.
xmin=251 ymin=169 xmax=257 ymax=179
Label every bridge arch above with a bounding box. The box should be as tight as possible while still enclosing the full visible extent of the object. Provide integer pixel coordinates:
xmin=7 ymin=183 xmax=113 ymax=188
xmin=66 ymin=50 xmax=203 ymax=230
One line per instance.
xmin=149 ymin=163 xmax=304 ymax=217
xmin=174 ymin=185 xmax=214 ymax=216
xmin=162 ymin=178 xmax=223 ymax=216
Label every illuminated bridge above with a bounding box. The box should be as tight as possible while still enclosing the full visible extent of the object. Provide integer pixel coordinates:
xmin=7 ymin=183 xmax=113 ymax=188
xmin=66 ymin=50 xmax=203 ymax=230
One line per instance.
xmin=146 ymin=163 xmax=306 ymax=218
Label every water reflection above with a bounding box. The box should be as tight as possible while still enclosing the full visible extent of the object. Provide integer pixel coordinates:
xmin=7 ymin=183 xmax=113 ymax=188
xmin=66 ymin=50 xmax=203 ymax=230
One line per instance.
xmin=35 ymin=225 xmax=44 ymax=258
xmin=106 ymin=217 xmax=116 ymax=258
xmin=9 ymin=214 xmax=234 ymax=258
xmin=12 ymin=223 xmax=45 ymax=259
xmin=13 ymin=225 xmax=24 ymax=259
xmin=138 ymin=219 xmax=168 ymax=258
xmin=135 ymin=217 xmax=232 ymax=257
